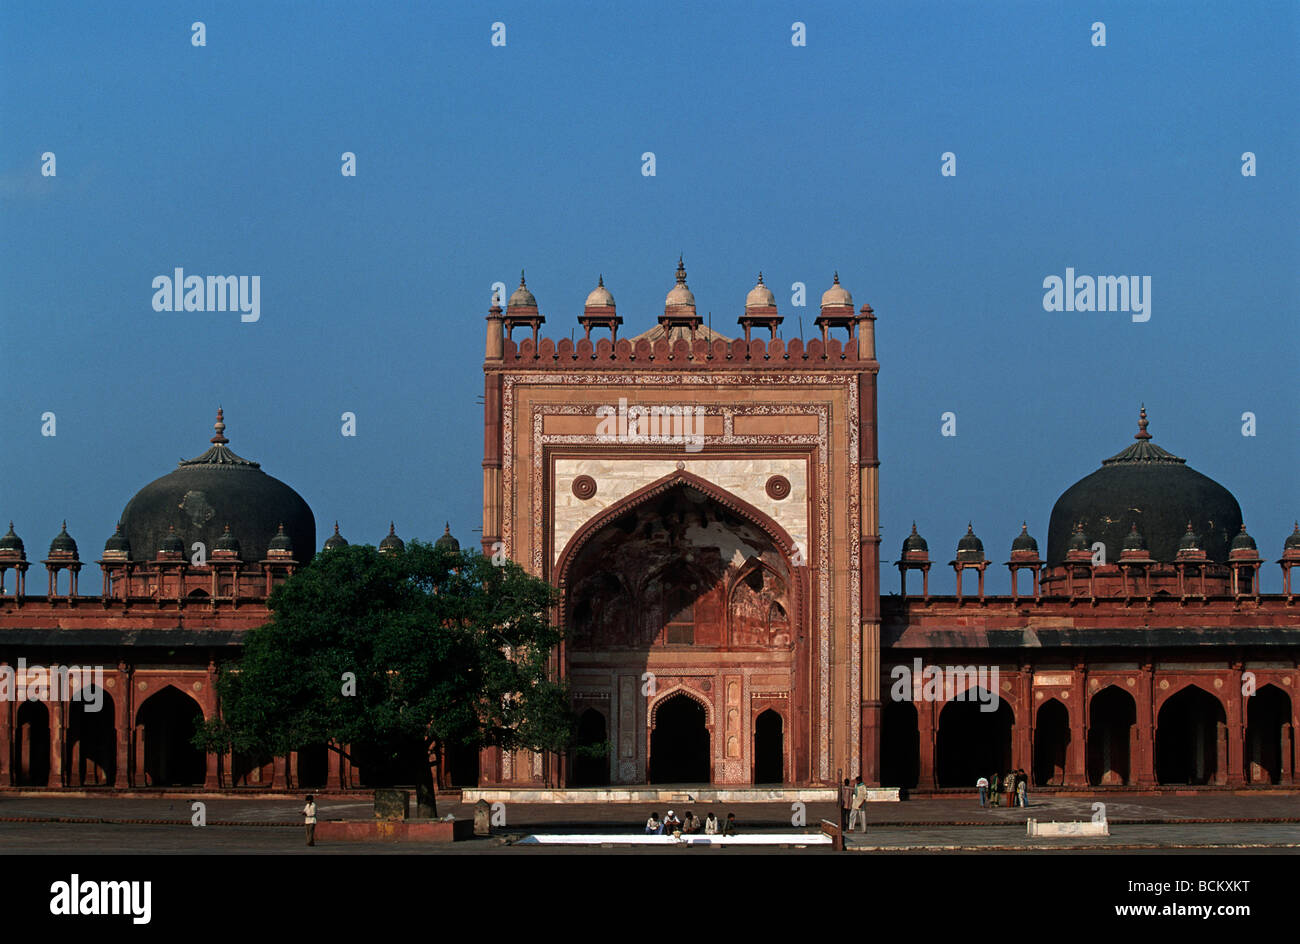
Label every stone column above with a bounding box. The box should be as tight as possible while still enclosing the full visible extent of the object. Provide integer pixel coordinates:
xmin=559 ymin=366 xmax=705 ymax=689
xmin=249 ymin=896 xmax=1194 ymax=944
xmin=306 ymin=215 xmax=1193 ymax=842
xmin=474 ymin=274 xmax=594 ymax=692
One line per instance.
xmin=1215 ymin=721 xmax=1228 ymax=786
xmin=272 ymin=754 xmax=287 ymax=789
xmin=1281 ymin=724 xmax=1294 ymax=785
xmin=47 ymin=698 xmax=64 ymax=787
xmin=0 ymin=693 xmax=11 ymax=786
xmin=1228 ymin=672 xmax=1246 ymax=787
xmin=135 ymin=724 xmax=147 ymax=787
xmin=1135 ymin=667 xmax=1156 ymax=787
xmin=1067 ymin=679 xmax=1087 ymax=786
xmin=326 ymin=744 xmax=342 ymax=791
xmin=916 ymin=700 xmax=936 ymax=790
xmin=115 ymin=665 xmax=131 ymax=788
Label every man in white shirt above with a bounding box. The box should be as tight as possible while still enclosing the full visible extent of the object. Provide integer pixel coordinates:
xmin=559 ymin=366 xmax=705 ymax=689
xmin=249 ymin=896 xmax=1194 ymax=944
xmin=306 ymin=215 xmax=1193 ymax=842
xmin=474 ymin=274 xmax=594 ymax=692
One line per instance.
xmin=302 ymin=794 xmax=317 ymax=846
xmin=976 ymin=776 xmax=989 ymax=807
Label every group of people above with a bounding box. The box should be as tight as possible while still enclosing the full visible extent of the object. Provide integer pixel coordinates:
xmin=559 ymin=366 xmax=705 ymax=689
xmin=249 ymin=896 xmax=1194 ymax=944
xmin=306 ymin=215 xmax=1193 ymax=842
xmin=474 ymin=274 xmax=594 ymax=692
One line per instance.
xmin=645 ymin=809 xmax=736 ymax=837
xmin=976 ymin=770 xmax=1029 ymax=808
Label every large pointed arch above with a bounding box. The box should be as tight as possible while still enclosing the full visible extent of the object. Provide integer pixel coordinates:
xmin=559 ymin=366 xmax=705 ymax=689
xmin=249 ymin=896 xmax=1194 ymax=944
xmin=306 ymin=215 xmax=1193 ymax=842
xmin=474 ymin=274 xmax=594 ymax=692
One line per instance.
xmin=554 ymin=468 xmax=805 ymax=628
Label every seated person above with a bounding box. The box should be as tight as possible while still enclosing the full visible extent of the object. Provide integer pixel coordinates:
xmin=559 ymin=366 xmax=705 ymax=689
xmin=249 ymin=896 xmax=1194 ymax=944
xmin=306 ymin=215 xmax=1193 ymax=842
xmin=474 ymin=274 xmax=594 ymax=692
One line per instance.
xmin=723 ymin=812 xmax=738 ymax=836
xmin=703 ymin=812 xmax=719 ymax=835
xmin=663 ymin=809 xmax=683 ymax=835
xmin=681 ymin=810 xmax=701 ymax=834
xmin=645 ymin=812 xmax=662 ymax=834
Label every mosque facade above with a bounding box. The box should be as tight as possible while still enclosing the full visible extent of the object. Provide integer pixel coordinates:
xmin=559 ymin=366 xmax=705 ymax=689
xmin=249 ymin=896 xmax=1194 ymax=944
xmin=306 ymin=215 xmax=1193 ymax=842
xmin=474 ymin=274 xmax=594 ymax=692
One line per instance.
xmin=1 ymin=264 xmax=1296 ymax=793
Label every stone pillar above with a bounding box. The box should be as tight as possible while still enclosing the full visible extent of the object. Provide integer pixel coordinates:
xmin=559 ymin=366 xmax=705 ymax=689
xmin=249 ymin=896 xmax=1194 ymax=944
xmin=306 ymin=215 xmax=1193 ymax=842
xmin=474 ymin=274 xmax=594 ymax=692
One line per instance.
xmin=1281 ymin=724 xmax=1294 ymax=785
xmin=1229 ymin=672 xmax=1246 ymax=787
xmin=916 ymin=700 xmax=936 ymax=790
xmin=47 ymin=698 xmax=64 ymax=787
xmin=326 ymin=744 xmax=342 ymax=791
xmin=287 ymin=750 xmax=299 ymax=790
xmin=115 ymin=666 xmax=131 ymax=788
xmin=204 ymin=750 xmax=220 ymax=789
xmin=1215 ymin=721 xmax=1228 ymax=786
xmin=272 ymin=754 xmax=287 ymax=789
xmin=0 ymin=694 xmax=11 ymax=786
xmin=1067 ymin=683 xmax=1087 ymax=786
xmin=1015 ymin=666 xmax=1032 ymax=776
xmin=1136 ymin=667 xmax=1156 ymax=787
xmin=135 ymin=724 xmax=147 ymax=787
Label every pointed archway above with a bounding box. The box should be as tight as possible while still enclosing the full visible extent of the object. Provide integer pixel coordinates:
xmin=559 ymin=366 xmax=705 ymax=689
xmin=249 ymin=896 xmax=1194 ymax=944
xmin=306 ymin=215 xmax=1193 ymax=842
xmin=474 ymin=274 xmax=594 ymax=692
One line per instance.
xmin=1033 ymin=699 xmax=1069 ymax=787
xmin=881 ymin=700 xmax=919 ymax=790
xmin=649 ymin=692 xmax=710 ymax=784
xmin=136 ymin=686 xmax=206 ymax=787
xmin=753 ymin=709 xmax=784 ymax=784
xmin=15 ymin=700 xmax=50 ymax=786
xmin=935 ymin=692 xmax=1013 ymax=788
xmin=67 ymin=690 xmax=116 ymax=787
xmin=1246 ymin=685 xmax=1292 ymax=785
xmin=1088 ymin=686 xmax=1136 ymax=785
xmin=1156 ymin=686 xmax=1227 ymax=785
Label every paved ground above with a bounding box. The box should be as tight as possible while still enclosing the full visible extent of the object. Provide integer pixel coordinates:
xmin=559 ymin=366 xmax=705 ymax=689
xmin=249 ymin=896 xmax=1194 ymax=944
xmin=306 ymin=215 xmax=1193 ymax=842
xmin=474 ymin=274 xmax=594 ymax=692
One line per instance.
xmin=0 ymin=792 xmax=1295 ymax=853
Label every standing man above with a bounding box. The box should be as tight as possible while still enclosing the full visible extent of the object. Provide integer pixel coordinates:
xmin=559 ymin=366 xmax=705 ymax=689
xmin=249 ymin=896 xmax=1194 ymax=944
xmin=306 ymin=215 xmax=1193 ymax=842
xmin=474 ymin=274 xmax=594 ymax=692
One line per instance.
xmin=848 ymin=776 xmax=868 ymax=832
xmin=976 ymin=775 xmax=989 ymax=807
xmin=839 ymin=777 xmax=852 ymax=831
xmin=302 ymin=794 xmax=317 ymax=846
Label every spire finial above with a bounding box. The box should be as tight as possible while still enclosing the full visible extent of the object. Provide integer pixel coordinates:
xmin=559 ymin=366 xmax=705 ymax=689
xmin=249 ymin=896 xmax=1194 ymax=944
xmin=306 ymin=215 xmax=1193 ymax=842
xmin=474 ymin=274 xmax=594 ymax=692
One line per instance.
xmin=519 ymin=269 xmax=526 ymax=287
xmin=833 ymin=271 xmax=840 ymax=284
xmin=597 ymin=274 xmax=604 ymax=287
xmin=333 ymin=521 xmax=340 ymax=535
xmin=1135 ymin=404 xmax=1151 ymax=441
xmin=389 ymin=521 xmax=396 ymax=536
xmin=757 ymin=271 xmax=764 ymax=285
xmin=211 ymin=407 xmax=229 ymax=444
xmin=444 ymin=522 xmax=451 ymax=534
xmin=675 ymin=256 xmax=687 ymax=284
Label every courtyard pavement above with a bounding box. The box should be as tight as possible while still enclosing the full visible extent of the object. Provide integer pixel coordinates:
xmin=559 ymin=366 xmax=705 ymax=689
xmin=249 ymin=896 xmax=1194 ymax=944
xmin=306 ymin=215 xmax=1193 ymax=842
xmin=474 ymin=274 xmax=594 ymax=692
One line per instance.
xmin=0 ymin=791 xmax=1295 ymax=853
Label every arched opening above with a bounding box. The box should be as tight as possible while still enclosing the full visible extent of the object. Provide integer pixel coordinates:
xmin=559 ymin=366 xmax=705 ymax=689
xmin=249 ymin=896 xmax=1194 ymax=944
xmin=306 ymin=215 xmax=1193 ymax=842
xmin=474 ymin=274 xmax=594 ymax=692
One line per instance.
xmin=1033 ymin=699 xmax=1070 ymax=786
xmin=295 ymin=744 xmax=329 ymax=789
xmin=650 ymin=693 xmax=710 ymax=784
xmin=881 ymin=699 xmax=919 ymax=790
xmin=443 ymin=740 xmax=481 ymax=788
xmin=1088 ymin=686 xmax=1136 ymax=785
xmin=67 ymin=691 xmax=116 ymax=787
xmin=231 ymin=750 xmax=274 ymax=787
xmin=569 ymin=708 xmax=609 ymax=787
xmin=935 ymin=692 xmax=1013 ymax=788
xmin=136 ymin=687 xmax=206 ymax=787
xmin=15 ymin=700 xmax=50 ymax=786
xmin=1246 ymin=685 xmax=1292 ymax=785
xmin=186 ymin=587 xmax=209 ymax=600
xmin=753 ymin=709 xmax=784 ymax=784
xmin=1156 ymin=686 xmax=1227 ymax=785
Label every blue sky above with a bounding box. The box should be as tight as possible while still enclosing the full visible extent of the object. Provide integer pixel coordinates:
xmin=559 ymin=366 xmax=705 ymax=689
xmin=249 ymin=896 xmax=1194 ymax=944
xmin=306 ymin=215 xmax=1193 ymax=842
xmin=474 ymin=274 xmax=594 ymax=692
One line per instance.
xmin=1 ymin=0 xmax=1296 ymax=591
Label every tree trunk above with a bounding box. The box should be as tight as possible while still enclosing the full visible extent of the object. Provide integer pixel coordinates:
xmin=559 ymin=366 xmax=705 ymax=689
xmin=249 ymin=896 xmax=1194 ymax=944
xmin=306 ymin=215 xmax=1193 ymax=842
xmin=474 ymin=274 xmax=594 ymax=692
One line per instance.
xmin=415 ymin=741 xmax=438 ymax=818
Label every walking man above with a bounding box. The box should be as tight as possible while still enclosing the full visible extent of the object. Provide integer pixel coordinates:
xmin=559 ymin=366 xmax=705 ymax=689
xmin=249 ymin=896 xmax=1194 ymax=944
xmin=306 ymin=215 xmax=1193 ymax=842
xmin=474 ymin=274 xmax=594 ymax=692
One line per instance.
xmin=848 ymin=776 xmax=868 ymax=832
xmin=302 ymin=794 xmax=317 ymax=846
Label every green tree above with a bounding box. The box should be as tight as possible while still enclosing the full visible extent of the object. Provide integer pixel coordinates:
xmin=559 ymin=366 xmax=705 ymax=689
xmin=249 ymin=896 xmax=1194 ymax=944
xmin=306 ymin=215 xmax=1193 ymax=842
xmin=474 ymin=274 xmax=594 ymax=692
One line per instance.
xmin=197 ymin=540 xmax=575 ymax=816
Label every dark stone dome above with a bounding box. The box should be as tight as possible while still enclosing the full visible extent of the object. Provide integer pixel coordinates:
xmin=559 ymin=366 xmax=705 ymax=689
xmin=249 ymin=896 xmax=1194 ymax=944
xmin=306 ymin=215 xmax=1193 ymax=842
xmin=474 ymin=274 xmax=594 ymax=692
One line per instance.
xmin=1230 ymin=525 xmax=1256 ymax=552
xmin=49 ymin=521 xmax=78 ymax=557
xmin=379 ymin=523 xmax=405 ymax=554
xmin=956 ymin=523 xmax=984 ymax=562
xmin=902 ymin=522 xmax=928 ymax=554
xmin=104 ymin=522 xmax=131 ymax=556
xmin=1122 ymin=523 xmax=1147 ymax=551
xmin=434 ymin=523 xmax=460 ymax=552
xmin=158 ymin=525 xmax=185 ymax=555
xmin=119 ymin=410 xmax=315 ymax=566
xmin=323 ymin=522 xmax=348 ymax=551
xmin=1011 ymin=523 xmax=1038 ymax=553
xmin=1178 ymin=522 xmax=1202 ymax=551
xmin=0 ymin=522 xmax=24 ymax=554
xmin=1047 ymin=408 xmax=1241 ymax=566
xmin=214 ymin=524 xmax=241 ymax=555
xmin=1286 ymin=523 xmax=1300 ymax=551
xmin=1067 ymin=522 xmax=1091 ymax=552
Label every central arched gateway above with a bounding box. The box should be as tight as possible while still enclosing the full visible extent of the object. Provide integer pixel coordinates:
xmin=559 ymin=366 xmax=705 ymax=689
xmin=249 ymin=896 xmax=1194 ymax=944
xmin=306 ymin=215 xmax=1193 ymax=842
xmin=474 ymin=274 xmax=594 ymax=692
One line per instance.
xmin=558 ymin=472 xmax=807 ymax=785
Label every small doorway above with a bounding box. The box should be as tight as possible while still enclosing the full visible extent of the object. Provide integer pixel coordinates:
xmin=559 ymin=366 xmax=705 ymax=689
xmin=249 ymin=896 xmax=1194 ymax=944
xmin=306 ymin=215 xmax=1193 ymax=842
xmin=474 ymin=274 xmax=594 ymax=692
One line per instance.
xmin=753 ymin=709 xmax=784 ymax=784
xmin=649 ymin=694 xmax=710 ymax=783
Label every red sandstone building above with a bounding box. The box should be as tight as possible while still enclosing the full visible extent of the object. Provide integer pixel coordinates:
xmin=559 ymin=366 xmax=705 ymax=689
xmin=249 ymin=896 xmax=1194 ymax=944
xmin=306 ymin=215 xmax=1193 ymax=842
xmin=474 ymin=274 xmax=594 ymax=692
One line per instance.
xmin=2 ymin=265 xmax=1297 ymax=793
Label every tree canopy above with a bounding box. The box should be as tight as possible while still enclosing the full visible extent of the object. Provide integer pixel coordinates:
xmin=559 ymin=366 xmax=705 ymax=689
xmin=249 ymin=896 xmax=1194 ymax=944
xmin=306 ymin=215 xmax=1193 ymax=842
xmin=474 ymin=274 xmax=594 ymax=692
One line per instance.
xmin=197 ymin=540 xmax=575 ymax=811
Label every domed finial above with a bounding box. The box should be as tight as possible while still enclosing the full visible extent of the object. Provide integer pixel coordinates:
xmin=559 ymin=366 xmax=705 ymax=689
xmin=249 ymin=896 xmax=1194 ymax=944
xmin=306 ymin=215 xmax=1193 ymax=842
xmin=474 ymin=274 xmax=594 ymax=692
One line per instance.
xmin=757 ymin=271 xmax=765 ymax=285
xmin=333 ymin=521 xmax=340 ymax=535
xmin=444 ymin=522 xmax=451 ymax=535
xmin=1135 ymin=405 xmax=1151 ymax=441
xmin=519 ymin=270 xmax=526 ymax=286
xmin=910 ymin=521 xmax=918 ymax=534
xmin=597 ymin=274 xmax=604 ymax=287
xmin=966 ymin=522 xmax=974 ymax=534
xmin=833 ymin=271 xmax=840 ymax=284
xmin=211 ymin=407 xmax=229 ymax=444
xmin=675 ymin=256 xmax=687 ymax=284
